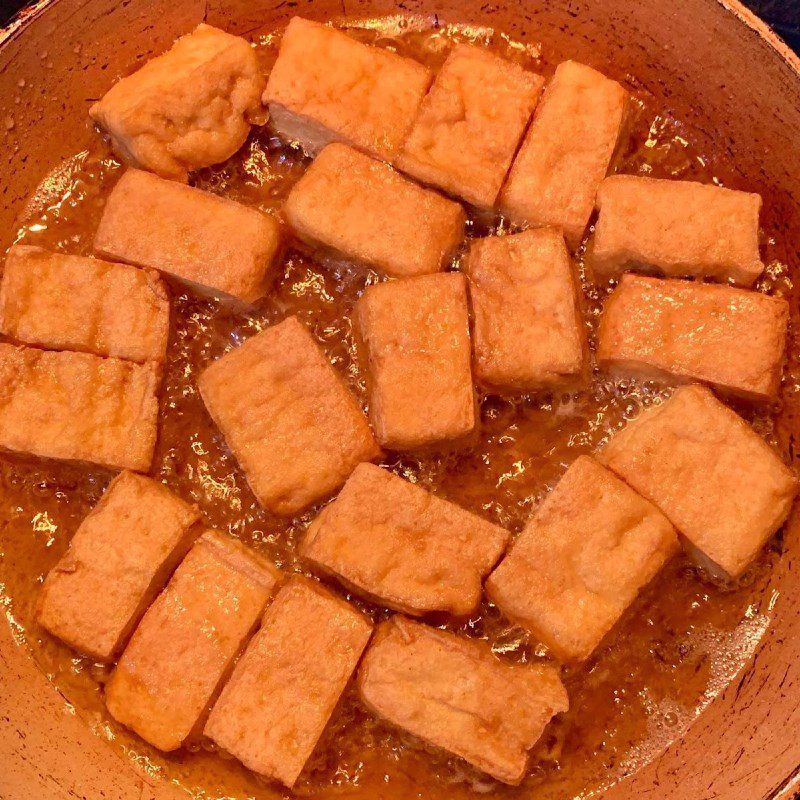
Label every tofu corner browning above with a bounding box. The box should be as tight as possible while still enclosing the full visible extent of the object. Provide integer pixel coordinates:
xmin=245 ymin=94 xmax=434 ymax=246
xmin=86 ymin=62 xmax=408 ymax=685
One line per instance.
xmin=358 ymin=617 xmax=568 ymax=785
xmin=90 ymin=24 xmax=265 ymax=181
xmin=199 ymin=315 xmax=379 ymax=515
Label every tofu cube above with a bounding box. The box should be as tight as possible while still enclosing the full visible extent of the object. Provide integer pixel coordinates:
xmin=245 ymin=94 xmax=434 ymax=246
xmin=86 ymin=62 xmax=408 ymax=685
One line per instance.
xmin=264 ymin=17 xmax=431 ymax=161
xmin=90 ymin=24 xmax=265 ymax=181
xmin=0 ymin=245 xmax=169 ymax=363
xmin=358 ymin=617 xmax=569 ymax=785
xmin=105 ymin=531 xmax=280 ymax=751
xmin=94 ymin=169 xmax=282 ymax=304
xmin=500 ymin=60 xmax=628 ymax=249
xmin=355 ymin=273 xmax=475 ymax=450
xmin=592 ymin=175 xmax=764 ymax=285
xmin=37 ymin=472 xmax=200 ymax=661
xmin=285 ymin=144 xmax=466 ymax=278
xmin=205 ymin=577 xmax=372 ymax=788
xmin=397 ymin=45 xmax=544 ymax=208
xmin=300 ymin=463 xmax=509 ymax=616
xmin=0 ymin=344 xmax=159 ymax=471
xmin=598 ymin=384 xmax=798 ymax=578
xmin=467 ymin=228 xmax=587 ymax=392
xmin=597 ymin=274 xmax=788 ymax=401
xmin=486 ymin=456 xmax=678 ymax=661
xmin=199 ymin=315 xmax=379 ymax=516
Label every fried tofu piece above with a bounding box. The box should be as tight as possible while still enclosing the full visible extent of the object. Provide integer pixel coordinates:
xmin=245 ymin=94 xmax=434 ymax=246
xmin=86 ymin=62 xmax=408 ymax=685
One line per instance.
xmin=94 ymin=169 xmax=281 ymax=304
xmin=467 ymin=228 xmax=587 ymax=392
xmin=90 ymin=24 xmax=265 ymax=181
xmin=355 ymin=273 xmax=475 ymax=450
xmin=264 ymin=17 xmax=431 ymax=161
xmin=205 ymin=577 xmax=372 ymax=787
xmin=37 ymin=472 xmax=200 ymax=661
xmin=300 ymin=463 xmax=509 ymax=616
xmin=397 ymin=45 xmax=544 ymax=208
xmin=199 ymin=316 xmax=379 ymax=516
xmin=358 ymin=617 xmax=568 ymax=785
xmin=592 ymin=175 xmax=764 ymax=285
xmin=0 ymin=245 xmax=169 ymax=363
xmin=486 ymin=456 xmax=677 ymax=661
xmin=598 ymin=385 xmax=798 ymax=578
xmin=284 ymin=144 xmax=465 ymax=278
xmin=0 ymin=344 xmax=159 ymax=471
xmin=597 ymin=274 xmax=788 ymax=401
xmin=106 ymin=531 xmax=280 ymax=751
xmin=500 ymin=61 xmax=628 ymax=249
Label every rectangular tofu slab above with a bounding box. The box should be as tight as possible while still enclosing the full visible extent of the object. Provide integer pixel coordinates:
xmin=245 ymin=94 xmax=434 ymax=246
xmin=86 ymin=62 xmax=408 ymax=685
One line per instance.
xmin=486 ymin=456 xmax=678 ymax=661
xmin=37 ymin=472 xmax=200 ymax=661
xmin=199 ymin=315 xmax=379 ymax=516
xmin=90 ymin=24 xmax=265 ymax=181
xmin=105 ymin=531 xmax=280 ymax=751
xmin=300 ymin=463 xmax=509 ymax=616
xmin=500 ymin=61 xmax=628 ymax=249
xmin=0 ymin=245 xmax=169 ymax=363
xmin=592 ymin=175 xmax=764 ymax=285
xmin=205 ymin=577 xmax=372 ymax=788
xmin=355 ymin=273 xmax=475 ymax=450
xmin=358 ymin=617 xmax=569 ymax=785
xmin=0 ymin=344 xmax=159 ymax=471
xmin=94 ymin=169 xmax=282 ymax=304
xmin=397 ymin=45 xmax=544 ymax=208
xmin=284 ymin=144 xmax=465 ymax=278
xmin=598 ymin=385 xmax=798 ymax=578
xmin=467 ymin=228 xmax=587 ymax=392
xmin=264 ymin=17 xmax=431 ymax=161
xmin=597 ymin=274 xmax=788 ymax=401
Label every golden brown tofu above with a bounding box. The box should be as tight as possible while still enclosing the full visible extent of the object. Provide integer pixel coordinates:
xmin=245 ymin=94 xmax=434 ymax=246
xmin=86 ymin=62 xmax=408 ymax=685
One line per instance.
xmin=500 ymin=61 xmax=628 ymax=249
xmin=93 ymin=169 xmax=281 ymax=304
xmin=0 ymin=245 xmax=169 ymax=363
xmin=284 ymin=144 xmax=465 ymax=278
xmin=105 ymin=531 xmax=280 ymax=751
xmin=205 ymin=577 xmax=372 ymax=788
xmin=0 ymin=344 xmax=159 ymax=471
xmin=598 ymin=385 xmax=798 ymax=578
xmin=300 ymin=463 xmax=509 ymax=616
xmin=358 ymin=617 xmax=568 ymax=785
xmin=592 ymin=175 xmax=764 ymax=285
xmin=397 ymin=45 xmax=544 ymax=209
xmin=354 ymin=273 xmax=475 ymax=450
xmin=486 ymin=456 xmax=678 ymax=661
xmin=467 ymin=228 xmax=587 ymax=392
xmin=199 ymin=316 xmax=379 ymax=516
xmin=90 ymin=24 xmax=265 ymax=181
xmin=264 ymin=17 xmax=431 ymax=161
xmin=37 ymin=472 xmax=200 ymax=661
xmin=597 ymin=274 xmax=788 ymax=401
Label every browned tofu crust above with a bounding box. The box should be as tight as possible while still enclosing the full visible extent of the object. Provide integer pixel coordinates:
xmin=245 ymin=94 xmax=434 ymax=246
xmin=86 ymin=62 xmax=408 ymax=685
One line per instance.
xmin=205 ymin=577 xmax=372 ymax=787
xmin=37 ymin=472 xmax=200 ymax=661
xmin=105 ymin=531 xmax=280 ymax=752
xmin=467 ymin=228 xmax=588 ymax=392
xmin=0 ymin=245 xmax=169 ymax=363
xmin=94 ymin=169 xmax=282 ymax=304
xmin=199 ymin=315 xmax=379 ymax=516
xmin=598 ymin=384 xmax=798 ymax=578
xmin=592 ymin=175 xmax=764 ymax=285
xmin=358 ymin=617 xmax=568 ymax=785
xmin=486 ymin=456 xmax=678 ymax=661
xmin=597 ymin=274 xmax=788 ymax=401
xmin=284 ymin=143 xmax=465 ymax=278
xmin=0 ymin=344 xmax=159 ymax=471
xmin=355 ymin=273 xmax=475 ymax=450
xmin=300 ymin=463 xmax=509 ymax=616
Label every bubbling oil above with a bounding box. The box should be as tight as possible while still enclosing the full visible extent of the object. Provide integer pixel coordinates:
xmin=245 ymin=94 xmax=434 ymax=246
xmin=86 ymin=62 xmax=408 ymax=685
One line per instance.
xmin=0 ymin=17 xmax=793 ymax=800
